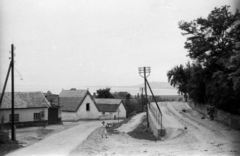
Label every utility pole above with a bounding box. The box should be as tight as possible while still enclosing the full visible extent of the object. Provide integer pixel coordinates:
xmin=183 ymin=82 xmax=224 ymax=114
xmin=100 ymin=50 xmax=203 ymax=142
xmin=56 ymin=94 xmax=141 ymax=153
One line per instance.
xmin=11 ymin=44 xmax=15 ymax=141
xmin=138 ymin=67 xmax=151 ymax=127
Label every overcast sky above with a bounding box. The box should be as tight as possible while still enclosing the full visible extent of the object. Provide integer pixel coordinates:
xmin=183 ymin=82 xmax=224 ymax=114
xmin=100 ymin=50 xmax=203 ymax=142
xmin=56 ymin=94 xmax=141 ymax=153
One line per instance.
xmin=0 ymin=0 xmax=239 ymax=94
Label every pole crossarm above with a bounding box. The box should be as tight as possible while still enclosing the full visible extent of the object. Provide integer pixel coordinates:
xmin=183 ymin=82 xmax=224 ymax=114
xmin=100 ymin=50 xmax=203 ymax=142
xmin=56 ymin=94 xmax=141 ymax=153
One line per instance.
xmin=138 ymin=67 xmax=151 ymax=78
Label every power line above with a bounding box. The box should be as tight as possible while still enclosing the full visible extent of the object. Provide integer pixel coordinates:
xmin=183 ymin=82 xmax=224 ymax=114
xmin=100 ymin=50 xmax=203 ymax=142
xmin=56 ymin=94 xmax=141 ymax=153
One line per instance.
xmin=14 ymin=67 xmax=23 ymax=80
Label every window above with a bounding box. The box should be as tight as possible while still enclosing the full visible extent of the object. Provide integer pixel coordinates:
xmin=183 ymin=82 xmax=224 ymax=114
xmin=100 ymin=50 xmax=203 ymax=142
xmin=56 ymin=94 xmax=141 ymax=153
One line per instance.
xmin=34 ymin=113 xmax=41 ymax=120
xmin=86 ymin=103 xmax=90 ymax=111
xmin=9 ymin=114 xmax=19 ymax=122
xmin=102 ymin=112 xmax=105 ymax=115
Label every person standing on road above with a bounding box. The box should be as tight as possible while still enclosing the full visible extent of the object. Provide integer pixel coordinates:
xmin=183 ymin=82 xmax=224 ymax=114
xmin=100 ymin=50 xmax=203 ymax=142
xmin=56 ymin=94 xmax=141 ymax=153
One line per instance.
xmin=101 ymin=121 xmax=108 ymax=138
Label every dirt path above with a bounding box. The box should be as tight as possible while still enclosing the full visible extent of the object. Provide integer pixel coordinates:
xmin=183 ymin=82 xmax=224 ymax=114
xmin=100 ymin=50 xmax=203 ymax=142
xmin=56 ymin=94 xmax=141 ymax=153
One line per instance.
xmin=71 ymin=102 xmax=240 ymax=156
xmin=6 ymin=121 xmax=104 ymax=156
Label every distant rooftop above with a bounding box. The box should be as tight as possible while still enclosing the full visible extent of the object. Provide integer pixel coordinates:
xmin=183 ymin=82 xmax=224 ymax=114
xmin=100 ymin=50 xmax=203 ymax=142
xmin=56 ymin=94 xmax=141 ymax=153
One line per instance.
xmin=94 ymin=98 xmax=122 ymax=105
xmin=0 ymin=92 xmax=50 ymax=109
xmin=59 ymin=89 xmax=90 ymax=112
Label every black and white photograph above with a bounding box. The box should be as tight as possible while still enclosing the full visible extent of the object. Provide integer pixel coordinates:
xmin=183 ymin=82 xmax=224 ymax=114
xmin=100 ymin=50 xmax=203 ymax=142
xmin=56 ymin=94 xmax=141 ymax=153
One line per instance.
xmin=0 ymin=0 xmax=240 ymax=155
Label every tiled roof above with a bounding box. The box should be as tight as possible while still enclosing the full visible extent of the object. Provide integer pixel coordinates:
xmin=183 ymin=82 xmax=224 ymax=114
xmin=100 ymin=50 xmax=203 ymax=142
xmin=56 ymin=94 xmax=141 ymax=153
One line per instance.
xmin=94 ymin=98 xmax=122 ymax=112
xmin=0 ymin=92 xmax=50 ymax=109
xmin=59 ymin=90 xmax=89 ymax=112
xmin=59 ymin=90 xmax=87 ymax=97
xmin=96 ymin=104 xmax=119 ymax=112
xmin=94 ymin=98 xmax=122 ymax=105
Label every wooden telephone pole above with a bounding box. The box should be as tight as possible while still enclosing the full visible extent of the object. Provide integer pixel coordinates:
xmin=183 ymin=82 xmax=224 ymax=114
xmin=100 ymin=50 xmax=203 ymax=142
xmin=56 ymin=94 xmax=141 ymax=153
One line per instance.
xmin=11 ymin=44 xmax=16 ymax=141
xmin=0 ymin=44 xmax=17 ymax=141
xmin=138 ymin=67 xmax=151 ymax=127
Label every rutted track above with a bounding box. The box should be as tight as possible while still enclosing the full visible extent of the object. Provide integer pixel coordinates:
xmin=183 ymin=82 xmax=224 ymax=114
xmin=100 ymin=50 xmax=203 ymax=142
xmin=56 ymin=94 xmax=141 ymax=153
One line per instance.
xmin=159 ymin=102 xmax=240 ymax=155
xmin=73 ymin=102 xmax=240 ymax=155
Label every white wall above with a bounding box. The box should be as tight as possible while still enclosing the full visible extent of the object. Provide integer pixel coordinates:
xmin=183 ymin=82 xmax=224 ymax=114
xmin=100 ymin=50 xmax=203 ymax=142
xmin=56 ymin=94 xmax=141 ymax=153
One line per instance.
xmin=99 ymin=112 xmax=111 ymax=119
xmin=118 ymin=102 xmax=126 ymax=118
xmin=61 ymin=111 xmax=77 ymax=121
xmin=0 ymin=108 xmax=48 ymax=124
xmin=98 ymin=102 xmax=126 ymax=120
xmin=76 ymin=95 xmax=99 ymax=120
xmin=99 ymin=112 xmax=118 ymax=120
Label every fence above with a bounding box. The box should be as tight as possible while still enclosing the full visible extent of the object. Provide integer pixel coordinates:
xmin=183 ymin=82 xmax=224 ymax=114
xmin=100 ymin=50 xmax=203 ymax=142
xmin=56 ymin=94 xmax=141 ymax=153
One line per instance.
xmin=149 ymin=103 xmax=162 ymax=127
xmin=148 ymin=103 xmax=165 ymax=139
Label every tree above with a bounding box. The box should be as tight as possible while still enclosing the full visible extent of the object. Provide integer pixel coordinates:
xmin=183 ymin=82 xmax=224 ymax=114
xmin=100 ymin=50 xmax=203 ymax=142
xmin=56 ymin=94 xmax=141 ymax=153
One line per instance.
xmin=96 ymin=88 xmax=114 ymax=98
xmin=169 ymin=5 xmax=240 ymax=114
xmin=179 ymin=6 xmax=239 ymax=64
xmin=186 ymin=62 xmax=207 ymax=103
xmin=167 ymin=63 xmax=191 ymax=102
xmin=46 ymin=90 xmax=52 ymax=95
xmin=113 ymin=92 xmax=131 ymax=99
xmin=124 ymin=94 xmax=135 ymax=118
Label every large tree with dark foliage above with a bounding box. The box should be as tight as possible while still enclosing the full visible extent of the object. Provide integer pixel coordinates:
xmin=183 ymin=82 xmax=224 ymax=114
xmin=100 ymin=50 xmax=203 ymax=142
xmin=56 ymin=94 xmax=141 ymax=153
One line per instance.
xmin=96 ymin=88 xmax=114 ymax=98
xmin=167 ymin=6 xmax=240 ymax=114
xmin=167 ymin=63 xmax=190 ymax=102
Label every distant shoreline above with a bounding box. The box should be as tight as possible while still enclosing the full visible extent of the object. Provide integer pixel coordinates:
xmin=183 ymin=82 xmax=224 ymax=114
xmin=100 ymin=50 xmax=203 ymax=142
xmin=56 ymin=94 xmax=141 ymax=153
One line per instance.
xmin=84 ymin=81 xmax=175 ymax=90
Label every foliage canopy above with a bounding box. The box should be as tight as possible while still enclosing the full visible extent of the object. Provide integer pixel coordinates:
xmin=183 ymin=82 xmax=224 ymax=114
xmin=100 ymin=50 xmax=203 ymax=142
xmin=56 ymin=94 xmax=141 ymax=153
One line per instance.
xmin=96 ymin=88 xmax=114 ymax=98
xmin=167 ymin=6 xmax=240 ymax=114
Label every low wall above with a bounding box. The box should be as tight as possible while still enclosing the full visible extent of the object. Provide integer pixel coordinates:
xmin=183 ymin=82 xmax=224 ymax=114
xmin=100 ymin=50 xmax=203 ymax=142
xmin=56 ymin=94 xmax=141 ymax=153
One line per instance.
xmin=148 ymin=109 xmax=160 ymax=138
xmin=3 ymin=120 xmax=48 ymax=128
xmin=148 ymin=104 xmax=165 ymax=140
xmin=188 ymin=101 xmax=240 ymax=130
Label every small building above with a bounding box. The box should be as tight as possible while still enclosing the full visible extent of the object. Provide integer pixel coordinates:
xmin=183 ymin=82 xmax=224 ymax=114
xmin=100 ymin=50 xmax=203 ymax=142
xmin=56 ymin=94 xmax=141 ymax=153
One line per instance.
xmin=0 ymin=92 xmax=50 ymax=127
xmin=95 ymin=98 xmax=126 ymax=120
xmin=45 ymin=94 xmax=62 ymax=124
xmin=59 ymin=89 xmax=99 ymax=121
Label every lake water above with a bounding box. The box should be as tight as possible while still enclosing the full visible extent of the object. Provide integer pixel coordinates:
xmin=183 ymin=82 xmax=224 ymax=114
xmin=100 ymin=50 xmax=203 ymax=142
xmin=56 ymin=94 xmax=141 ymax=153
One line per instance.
xmin=86 ymin=87 xmax=179 ymax=96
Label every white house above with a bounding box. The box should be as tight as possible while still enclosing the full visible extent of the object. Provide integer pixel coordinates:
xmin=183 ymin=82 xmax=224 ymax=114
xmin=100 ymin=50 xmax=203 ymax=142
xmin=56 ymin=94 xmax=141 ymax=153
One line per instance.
xmin=94 ymin=98 xmax=126 ymax=120
xmin=59 ymin=89 xmax=99 ymax=121
xmin=0 ymin=92 xmax=50 ymax=127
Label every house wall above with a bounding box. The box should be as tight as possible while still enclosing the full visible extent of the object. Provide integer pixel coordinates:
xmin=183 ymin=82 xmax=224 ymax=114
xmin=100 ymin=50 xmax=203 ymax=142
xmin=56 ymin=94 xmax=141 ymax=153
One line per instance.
xmin=58 ymin=107 xmax=62 ymax=123
xmin=0 ymin=108 xmax=48 ymax=123
xmin=99 ymin=112 xmax=111 ymax=119
xmin=76 ymin=95 xmax=99 ymax=120
xmin=0 ymin=108 xmax=49 ymax=128
xmin=99 ymin=112 xmax=118 ymax=120
xmin=98 ymin=102 xmax=126 ymax=120
xmin=61 ymin=112 xmax=77 ymax=121
xmin=118 ymin=103 xmax=126 ymax=118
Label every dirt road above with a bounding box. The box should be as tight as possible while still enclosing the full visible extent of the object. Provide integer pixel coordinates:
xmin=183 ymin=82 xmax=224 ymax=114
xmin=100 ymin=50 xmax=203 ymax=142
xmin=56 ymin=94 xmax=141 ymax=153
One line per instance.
xmin=6 ymin=121 xmax=107 ymax=156
xmin=71 ymin=102 xmax=240 ymax=156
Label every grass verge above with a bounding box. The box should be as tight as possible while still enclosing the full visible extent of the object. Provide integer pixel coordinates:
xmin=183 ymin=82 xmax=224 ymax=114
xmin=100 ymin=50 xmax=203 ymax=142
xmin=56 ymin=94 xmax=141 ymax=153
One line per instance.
xmin=0 ymin=131 xmax=22 ymax=156
xmin=106 ymin=116 xmax=134 ymax=134
xmin=107 ymin=114 xmax=157 ymax=141
xmin=128 ymin=117 xmax=157 ymax=141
